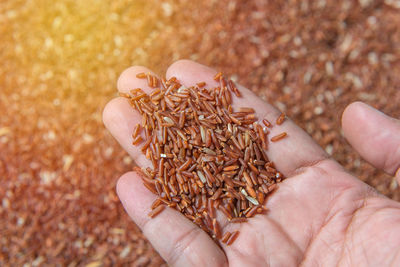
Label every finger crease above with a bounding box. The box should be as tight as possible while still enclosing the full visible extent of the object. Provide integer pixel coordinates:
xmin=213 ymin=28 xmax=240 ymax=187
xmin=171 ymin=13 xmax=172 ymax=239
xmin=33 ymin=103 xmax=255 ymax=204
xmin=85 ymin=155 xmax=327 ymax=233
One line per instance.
xmin=285 ymin=155 xmax=333 ymax=179
xmin=167 ymin=227 xmax=204 ymax=266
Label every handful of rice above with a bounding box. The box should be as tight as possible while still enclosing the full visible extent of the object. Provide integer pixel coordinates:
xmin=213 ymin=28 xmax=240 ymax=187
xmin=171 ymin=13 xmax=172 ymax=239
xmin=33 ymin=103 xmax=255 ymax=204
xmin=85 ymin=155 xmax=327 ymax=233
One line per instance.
xmin=120 ymin=72 xmax=287 ymax=245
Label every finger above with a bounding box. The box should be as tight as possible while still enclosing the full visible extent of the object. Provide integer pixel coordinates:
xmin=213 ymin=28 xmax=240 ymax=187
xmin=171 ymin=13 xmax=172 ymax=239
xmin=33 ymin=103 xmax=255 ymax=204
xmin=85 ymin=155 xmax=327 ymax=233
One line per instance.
xmin=117 ymin=66 xmax=157 ymax=94
xmin=103 ymin=97 xmax=150 ymax=167
xmin=342 ymin=101 xmax=400 ymax=180
xmin=102 ymin=66 xmax=157 ymax=167
xmin=117 ymin=172 xmax=227 ymax=267
xmin=166 ymin=59 xmax=335 ymax=177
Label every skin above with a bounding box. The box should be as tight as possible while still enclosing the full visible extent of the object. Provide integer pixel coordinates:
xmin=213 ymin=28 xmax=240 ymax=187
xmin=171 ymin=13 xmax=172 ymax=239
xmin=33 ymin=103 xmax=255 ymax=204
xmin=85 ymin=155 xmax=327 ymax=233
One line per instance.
xmin=103 ymin=60 xmax=400 ymax=267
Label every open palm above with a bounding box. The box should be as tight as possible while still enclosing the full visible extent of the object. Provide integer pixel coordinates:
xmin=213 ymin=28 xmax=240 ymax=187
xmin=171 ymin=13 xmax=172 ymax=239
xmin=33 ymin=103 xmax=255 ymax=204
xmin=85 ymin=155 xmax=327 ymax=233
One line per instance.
xmin=103 ymin=60 xmax=400 ymax=266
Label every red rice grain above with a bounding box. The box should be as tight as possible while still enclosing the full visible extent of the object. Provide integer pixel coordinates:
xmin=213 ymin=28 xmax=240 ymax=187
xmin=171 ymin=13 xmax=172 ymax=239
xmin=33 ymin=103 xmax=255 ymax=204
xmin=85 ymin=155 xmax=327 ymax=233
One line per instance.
xmin=276 ymin=113 xmax=286 ymax=125
xmin=148 ymin=205 xmax=166 ymax=218
xmin=212 ymin=218 xmax=221 ymax=239
xmin=230 ymin=217 xmax=248 ymax=223
xmin=221 ymin=232 xmax=232 ymax=243
xmin=214 ymin=72 xmax=223 ymax=81
xmin=245 ymin=206 xmax=259 ymax=218
xmin=270 ymin=132 xmax=287 ymax=142
xmin=132 ymin=123 xmax=142 ymax=138
xmin=132 ymin=136 xmax=143 ymax=145
xmin=226 ymin=230 xmax=239 ymax=245
xmin=136 ymin=72 xmax=147 ymax=79
xmin=262 ymin=119 xmax=272 ymax=128
xmin=197 ymin=82 xmax=206 ymax=87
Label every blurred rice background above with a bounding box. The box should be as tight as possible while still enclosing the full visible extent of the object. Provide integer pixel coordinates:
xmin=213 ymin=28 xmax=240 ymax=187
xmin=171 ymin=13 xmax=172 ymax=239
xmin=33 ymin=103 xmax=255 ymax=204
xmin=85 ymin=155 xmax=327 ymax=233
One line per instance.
xmin=1 ymin=0 xmax=400 ymax=266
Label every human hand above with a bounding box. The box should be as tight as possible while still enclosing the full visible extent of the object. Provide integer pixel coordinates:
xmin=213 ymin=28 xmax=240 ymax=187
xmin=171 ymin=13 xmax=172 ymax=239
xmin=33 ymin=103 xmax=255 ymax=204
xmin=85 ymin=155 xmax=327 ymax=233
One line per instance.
xmin=103 ymin=60 xmax=400 ymax=266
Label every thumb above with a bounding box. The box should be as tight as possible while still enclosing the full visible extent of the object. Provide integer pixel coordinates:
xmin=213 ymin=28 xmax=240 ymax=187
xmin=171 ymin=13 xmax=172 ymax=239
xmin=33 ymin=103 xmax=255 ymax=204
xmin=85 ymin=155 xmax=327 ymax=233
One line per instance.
xmin=342 ymin=101 xmax=400 ymax=183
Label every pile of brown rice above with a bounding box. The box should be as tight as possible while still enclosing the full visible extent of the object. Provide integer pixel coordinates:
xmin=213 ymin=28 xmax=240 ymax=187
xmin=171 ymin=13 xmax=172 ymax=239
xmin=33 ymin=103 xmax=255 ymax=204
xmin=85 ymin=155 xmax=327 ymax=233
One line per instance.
xmin=121 ymin=72 xmax=288 ymax=244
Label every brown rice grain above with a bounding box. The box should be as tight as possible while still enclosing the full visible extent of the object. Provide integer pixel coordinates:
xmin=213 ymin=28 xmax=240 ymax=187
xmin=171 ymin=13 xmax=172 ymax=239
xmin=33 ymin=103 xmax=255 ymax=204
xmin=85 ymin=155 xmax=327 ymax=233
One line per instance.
xmin=148 ymin=205 xmax=166 ymax=218
xmin=276 ymin=113 xmax=286 ymax=125
xmin=262 ymin=119 xmax=272 ymax=128
xmin=270 ymin=132 xmax=287 ymax=142
xmin=136 ymin=72 xmax=147 ymax=79
xmin=221 ymin=232 xmax=232 ymax=243
xmin=226 ymin=231 xmax=239 ymax=245
xmin=214 ymin=72 xmax=223 ymax=81
xmin=230 ymin=217 xmax=248 ymax=223
xmin=245 ymin=206 xmax=259 ymax=218
xmin=132 ymin=136 xmax=143 ymax=145
xmin=212 ymin=219 xmax=221 ymax=239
